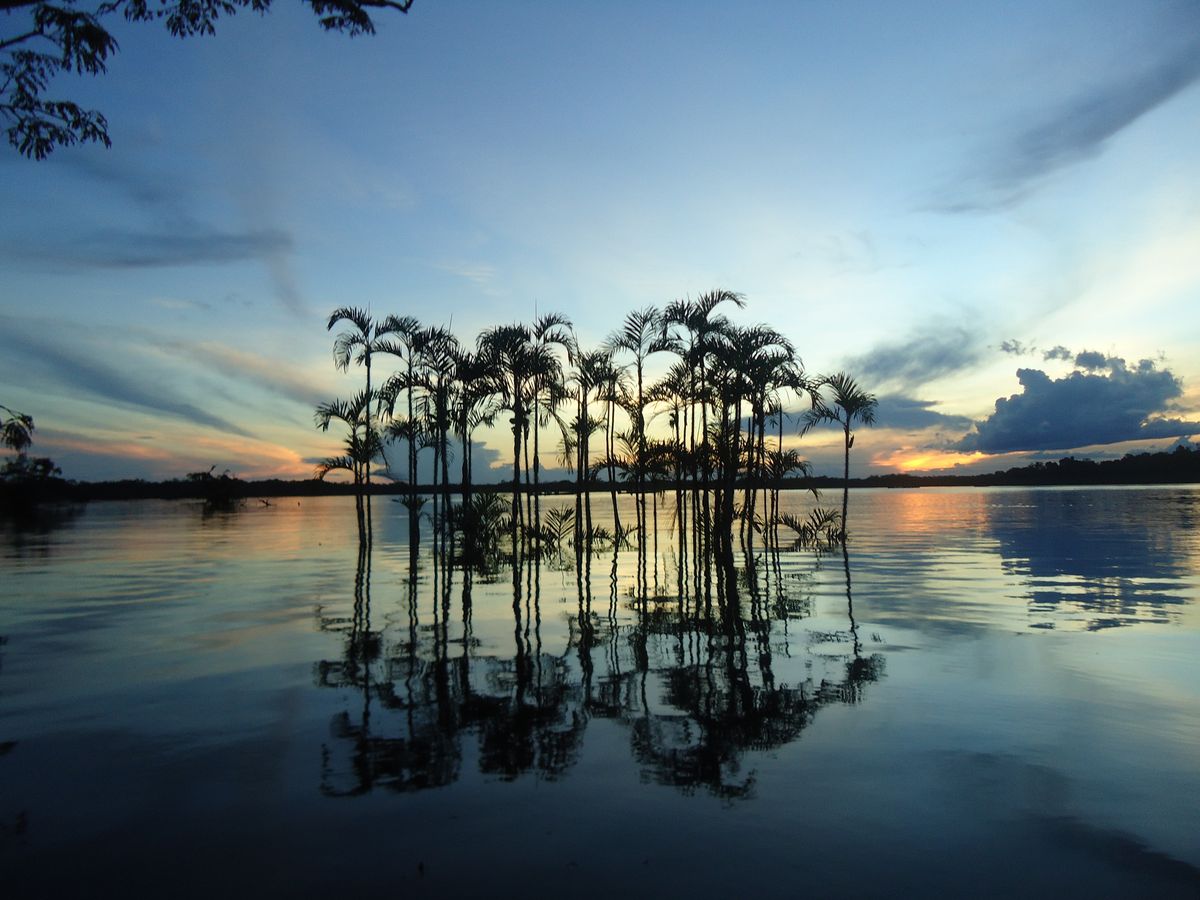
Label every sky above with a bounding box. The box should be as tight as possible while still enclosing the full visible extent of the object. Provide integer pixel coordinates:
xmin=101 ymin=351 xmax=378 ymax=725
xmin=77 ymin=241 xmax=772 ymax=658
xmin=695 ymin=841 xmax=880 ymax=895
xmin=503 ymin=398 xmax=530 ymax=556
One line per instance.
xmin=2 ymin=0 xmax=1199 ymax=482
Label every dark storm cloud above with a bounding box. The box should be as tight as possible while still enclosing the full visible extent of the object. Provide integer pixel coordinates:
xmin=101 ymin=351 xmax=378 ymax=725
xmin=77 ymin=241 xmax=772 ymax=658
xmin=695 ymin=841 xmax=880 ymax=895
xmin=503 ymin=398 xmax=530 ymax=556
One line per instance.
xmin=873 ymin=395 xmax=973 ymax=432
xmin=847 ymin=325 xmax=984 ymax=389
xmin=1043 ymin=345 xmax=1072 ymax=362
xmin=937 ymin=30 xmax=1200 ymax=211
xmin=955 ymin=363 xmax=1200 ymax=454
xmin=0 ymin=323 xmax=254 ymax=438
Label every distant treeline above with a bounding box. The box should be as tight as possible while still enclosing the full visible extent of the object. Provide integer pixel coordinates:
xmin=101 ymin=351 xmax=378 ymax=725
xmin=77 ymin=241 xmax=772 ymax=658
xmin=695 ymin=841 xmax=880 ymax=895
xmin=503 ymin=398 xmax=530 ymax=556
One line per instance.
xmin=4 ymin=444 xmax=1196 ymax=506
xmin=851 ymin=444 xmax=1200 ymax=488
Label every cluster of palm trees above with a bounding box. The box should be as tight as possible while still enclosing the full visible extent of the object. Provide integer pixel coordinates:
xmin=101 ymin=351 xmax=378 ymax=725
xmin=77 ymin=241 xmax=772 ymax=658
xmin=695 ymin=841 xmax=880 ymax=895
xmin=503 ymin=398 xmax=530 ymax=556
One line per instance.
xmin=315 ymin=291 xmax=878 ymax=545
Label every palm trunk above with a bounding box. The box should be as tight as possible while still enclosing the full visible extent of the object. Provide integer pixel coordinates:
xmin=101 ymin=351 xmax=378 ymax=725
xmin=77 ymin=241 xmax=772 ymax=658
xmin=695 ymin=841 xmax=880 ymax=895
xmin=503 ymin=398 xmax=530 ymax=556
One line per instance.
xmin=842 ymin=419 xmax=851 ymax=540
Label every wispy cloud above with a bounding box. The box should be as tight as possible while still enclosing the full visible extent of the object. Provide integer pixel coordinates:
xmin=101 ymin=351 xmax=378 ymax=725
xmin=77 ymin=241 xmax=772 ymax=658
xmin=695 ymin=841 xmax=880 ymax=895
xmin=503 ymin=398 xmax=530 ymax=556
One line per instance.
xmin=6 ymin=150 xmax=306 ymax=314
xmin=938 ymin=32 xmax=1200 ymax=211
xmin=0 ymin=321 xmax=254 ymax=438
xmin=846 ymin=324 xmax=985 ymax=391
xmin=433 ymin=259 xmax=502 ymax=291
xmin=163 ymin=340 xmax=323 ymax=408
xmin=150 ymin=296 xmax=213 ymax=313
xmin=873 ymin=394 xmax=973 ymax=432
xmin=792 ymin=230 xmax=911 ymax=276
xmin=11 ymin=228 xmax=293 ymax=270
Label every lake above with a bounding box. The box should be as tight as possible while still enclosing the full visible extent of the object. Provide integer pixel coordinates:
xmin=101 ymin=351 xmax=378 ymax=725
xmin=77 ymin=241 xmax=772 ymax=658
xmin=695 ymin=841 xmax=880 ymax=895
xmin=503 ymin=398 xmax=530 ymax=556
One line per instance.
xmin=2 ymin=487 xmax=1198 ymax=897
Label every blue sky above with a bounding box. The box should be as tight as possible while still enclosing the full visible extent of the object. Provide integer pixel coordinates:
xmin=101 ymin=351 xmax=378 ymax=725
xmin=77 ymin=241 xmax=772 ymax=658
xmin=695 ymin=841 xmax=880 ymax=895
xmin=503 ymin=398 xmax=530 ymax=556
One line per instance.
xmin=2 ymin=0 xmax=1199 ymax=481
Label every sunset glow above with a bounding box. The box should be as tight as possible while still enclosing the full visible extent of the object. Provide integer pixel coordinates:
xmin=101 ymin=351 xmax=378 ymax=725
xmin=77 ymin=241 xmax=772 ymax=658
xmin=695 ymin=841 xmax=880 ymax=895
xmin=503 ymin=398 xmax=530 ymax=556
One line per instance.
xmin=1 ymin=1 xmax=1197 ymax=482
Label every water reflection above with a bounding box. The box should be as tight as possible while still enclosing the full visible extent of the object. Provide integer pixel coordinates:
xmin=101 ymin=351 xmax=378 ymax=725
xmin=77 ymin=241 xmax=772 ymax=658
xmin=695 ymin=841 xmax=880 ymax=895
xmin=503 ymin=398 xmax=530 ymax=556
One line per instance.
xmin=316 ymin=494 xmax=884 ymax=798
xmin=0 ymin=502 xmax=84 ymax=558
xmin=815 ymin=488 xmax=1200 ymax=634
xmin=981 ymin=489 xmax=1197 ymax=630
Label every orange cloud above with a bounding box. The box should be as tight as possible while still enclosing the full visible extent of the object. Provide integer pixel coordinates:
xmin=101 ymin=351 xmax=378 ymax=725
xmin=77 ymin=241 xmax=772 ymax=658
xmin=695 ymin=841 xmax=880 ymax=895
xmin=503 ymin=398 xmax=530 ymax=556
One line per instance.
xmin=39 ymin=433 xmax=177 ymax=462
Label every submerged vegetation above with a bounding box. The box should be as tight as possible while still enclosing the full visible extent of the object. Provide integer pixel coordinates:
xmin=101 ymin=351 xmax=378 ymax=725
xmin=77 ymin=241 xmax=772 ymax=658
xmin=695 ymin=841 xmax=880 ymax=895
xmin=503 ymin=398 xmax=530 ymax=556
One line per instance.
xmin=315 ymin=291 xmax=876 ymax=553
xmin=317 ymin=496 xmax=885 ymax=800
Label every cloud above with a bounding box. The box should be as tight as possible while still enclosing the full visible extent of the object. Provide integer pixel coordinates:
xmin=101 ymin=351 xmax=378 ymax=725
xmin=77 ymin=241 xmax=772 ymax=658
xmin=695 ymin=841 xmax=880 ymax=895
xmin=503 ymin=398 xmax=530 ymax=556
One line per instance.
xmin=939 ymin=32 xmax=1200 ymax=211
xmin=0 ymin=323 xmax=254 ymax=439
xmin=1043 ymin=345 xmax=1072 ymax=362
xmin=433 ymin=259 xmax=502 ymax=291
xmin=999 ymin=339 xmax=1029 ymax=356
xmin=12 ymin=228 xmax=294 ymax=270
xmin=792 ymin=230 xmax=910 ymax=276
xmin=1073 ymin=349 xmax=1123 ymax=371
xmin=955 ymin=362 xmax=1200 ymax=454
xmin=873 ymin=395 xmax=973 ymax=432
xmin=846 ymin=325 xmax=984 ymax=390
xmin=150 ymin=297 xmax=213 ymax=312
xmin=8 ymin=149 xmax=306 ymax=314
xmin=164 ymin=340 xmax=322 ymax=408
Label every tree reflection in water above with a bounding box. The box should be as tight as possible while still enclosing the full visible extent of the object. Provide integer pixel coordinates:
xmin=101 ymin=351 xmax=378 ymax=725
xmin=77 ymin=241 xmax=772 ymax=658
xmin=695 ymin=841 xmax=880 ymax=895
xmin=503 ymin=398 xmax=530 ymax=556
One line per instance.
xmin=316 ymin=493 xmax=884 ymax=799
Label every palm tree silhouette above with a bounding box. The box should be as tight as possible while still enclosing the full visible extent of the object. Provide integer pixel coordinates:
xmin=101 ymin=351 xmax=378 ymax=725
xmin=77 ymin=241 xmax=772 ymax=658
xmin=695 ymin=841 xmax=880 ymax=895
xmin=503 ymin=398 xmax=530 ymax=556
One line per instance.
xmin=327 ymin=308 xmax=403 ymax=492
xmin=373 ymin=315 xmax=424 ymax=488
xmin=1 ymin=405 xmax=34 ymax=455
xmin=314 ymin=389 xmax=379 ymax=534
xmin=803 ymin=372 xmax=877 ymax=540
xmin=528 ymin=313 xmax=572 ymax=510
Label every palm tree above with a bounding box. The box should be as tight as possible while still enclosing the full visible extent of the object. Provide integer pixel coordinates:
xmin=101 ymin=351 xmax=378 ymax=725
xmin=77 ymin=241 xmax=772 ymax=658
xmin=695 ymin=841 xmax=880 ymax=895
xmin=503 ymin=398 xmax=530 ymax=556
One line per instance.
xmin=607 ymin=306 xmax=671 ymax=538
xmin=373 ymin=315 xmax=423 ymax=488
xmin=450 ymin=346 xmax=500 ymax=502
xmin=662 ymin=290 xmax=744 ymax=484
xmin=314 ymin=389 xmax=378 ymax=535
xmin=803 ymin=372 xmax=877 ymax=540
xmin=1 ymin=405 xmax=34 ymax=455
xmin=413 ymin=326 xmax=461 ymax=496
xmin=327 ymin=307 xmax=403 ymax=491
xmin=478 ymin=323 xmax=563 ymax=531
xmin=529 ymin=313 xmax=572 ymax=495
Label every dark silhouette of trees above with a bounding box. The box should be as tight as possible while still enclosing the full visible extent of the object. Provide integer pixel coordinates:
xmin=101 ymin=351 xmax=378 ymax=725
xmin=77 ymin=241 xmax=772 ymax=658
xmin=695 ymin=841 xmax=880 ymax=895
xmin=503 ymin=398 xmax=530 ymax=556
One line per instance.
xmin=311 ymin=293 xmax=886 ymax=552
xmin=803 ymin=372 xmax=877 ymax=539
xmin=2 ymin=0 xmax=415 ymax=158
xmin=1 ymin=404 xmax=33 ymax=455
xmin=1 ymin=404 xmax=60 ymax=486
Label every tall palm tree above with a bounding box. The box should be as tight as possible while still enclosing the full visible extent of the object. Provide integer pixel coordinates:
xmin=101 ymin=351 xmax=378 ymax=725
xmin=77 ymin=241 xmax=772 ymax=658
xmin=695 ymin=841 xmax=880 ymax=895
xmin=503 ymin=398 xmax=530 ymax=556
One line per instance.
xmin=607 ymin=306 xmax=669 ymax=537
xmin=373 ymin=315 xmax=423 ymax=488
xmin=413 ymin=326 xmax=461 ymax=495
xmin=478 ymin=323 xmax=561 ymax=514
xmin=327 ymin=307 xmax=402 ymax=491
xmin=450 ymin=346 xmax=500 ymax=501
xmin=314 ymin=388 xmax=378 ymax=534
xmin=662 ymin=290 xmax=744 ymax=484
xmin=529 ymin=313 xmax=572 ymax=495
xmin=803 ymin=372 xmax=877 ymax=540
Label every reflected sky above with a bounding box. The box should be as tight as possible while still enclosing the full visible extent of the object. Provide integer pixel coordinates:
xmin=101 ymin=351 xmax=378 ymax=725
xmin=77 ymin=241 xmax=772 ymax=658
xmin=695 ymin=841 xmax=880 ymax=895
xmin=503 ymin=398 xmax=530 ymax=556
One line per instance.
xmin=1 ymin=489 xmax=1198 ymax=896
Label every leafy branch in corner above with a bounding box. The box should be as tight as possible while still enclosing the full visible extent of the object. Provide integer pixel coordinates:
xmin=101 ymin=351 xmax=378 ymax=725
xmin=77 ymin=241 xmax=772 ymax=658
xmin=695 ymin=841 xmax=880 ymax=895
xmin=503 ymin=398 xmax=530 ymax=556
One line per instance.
xmin=1 ymin=0 xmax=414 ymax=159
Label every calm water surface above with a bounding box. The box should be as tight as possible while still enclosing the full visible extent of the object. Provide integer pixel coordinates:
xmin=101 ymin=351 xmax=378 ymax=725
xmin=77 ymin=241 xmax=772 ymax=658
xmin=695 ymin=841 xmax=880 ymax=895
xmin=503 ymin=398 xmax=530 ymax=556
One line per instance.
xmin=2 ymin=487 xmax=1198 ymax=897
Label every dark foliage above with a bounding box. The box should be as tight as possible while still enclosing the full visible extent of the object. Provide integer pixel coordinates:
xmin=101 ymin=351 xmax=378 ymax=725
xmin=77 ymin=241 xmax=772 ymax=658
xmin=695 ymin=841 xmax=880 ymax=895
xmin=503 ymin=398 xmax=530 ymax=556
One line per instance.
xmin=2 ymin=0 xmax=414 ymax=158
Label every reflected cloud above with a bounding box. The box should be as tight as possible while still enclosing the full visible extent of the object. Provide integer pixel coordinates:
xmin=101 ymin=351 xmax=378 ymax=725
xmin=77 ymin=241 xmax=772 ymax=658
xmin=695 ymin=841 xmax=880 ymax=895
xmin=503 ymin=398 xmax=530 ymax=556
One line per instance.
xmin=983 ymin=489 xmax=1194 ymax=630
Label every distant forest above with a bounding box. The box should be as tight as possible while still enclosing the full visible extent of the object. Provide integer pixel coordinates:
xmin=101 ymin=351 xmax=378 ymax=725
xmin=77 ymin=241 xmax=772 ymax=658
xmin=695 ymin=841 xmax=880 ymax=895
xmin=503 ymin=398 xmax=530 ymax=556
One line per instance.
xmin=11 ymin=444 xmax=1199 ymax=503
